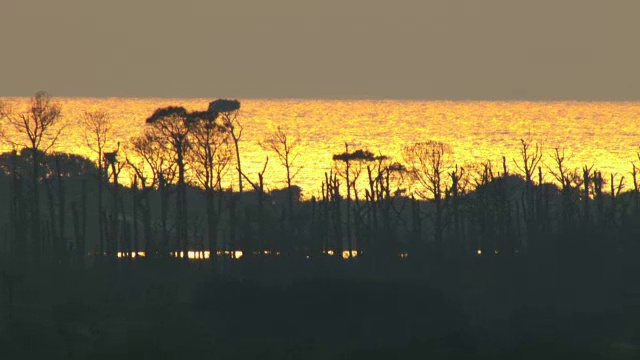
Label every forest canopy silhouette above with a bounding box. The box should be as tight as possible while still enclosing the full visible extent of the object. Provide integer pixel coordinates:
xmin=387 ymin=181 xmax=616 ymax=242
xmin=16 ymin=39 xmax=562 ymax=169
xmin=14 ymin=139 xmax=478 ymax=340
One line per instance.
xmin=0 ymin=92 xmax=639 ymax=263
xmin=1 ymin=92 xmax=639 ymax=358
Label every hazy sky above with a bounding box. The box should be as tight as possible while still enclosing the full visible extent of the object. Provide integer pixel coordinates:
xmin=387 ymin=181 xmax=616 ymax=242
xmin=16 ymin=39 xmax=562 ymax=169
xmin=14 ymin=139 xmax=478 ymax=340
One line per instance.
xmin=1 ymin=0 xmax=638 ymax=100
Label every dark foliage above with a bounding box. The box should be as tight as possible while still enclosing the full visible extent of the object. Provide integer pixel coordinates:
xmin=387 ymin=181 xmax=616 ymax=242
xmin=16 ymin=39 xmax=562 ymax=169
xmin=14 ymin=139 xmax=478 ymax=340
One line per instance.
xmin=333 ymin=149 xmax=383 ymax=162
xmin=145 ymin=106 xmax=188 ymax=124
xmin=207 ymin=99 xmax=241 ymax=113
xmin=0 ymin=149 xmax=98 ymax=178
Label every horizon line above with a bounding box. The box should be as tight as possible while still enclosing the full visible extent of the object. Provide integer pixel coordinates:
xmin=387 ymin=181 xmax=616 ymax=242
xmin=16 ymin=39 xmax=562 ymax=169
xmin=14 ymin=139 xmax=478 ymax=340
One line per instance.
xmin=1 ymin=94 xmax=639 ymax=103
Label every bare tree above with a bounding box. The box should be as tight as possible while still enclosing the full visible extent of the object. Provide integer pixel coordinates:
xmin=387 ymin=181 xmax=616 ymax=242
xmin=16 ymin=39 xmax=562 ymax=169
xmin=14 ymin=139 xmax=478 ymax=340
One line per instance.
xmin=513 ymin=139 xmax=542 ymax=245
xmin=82 ymin=110 xmax=112 ymax=174
xmin=4 ymin=91 xmax=63 ymax=263
xmin=547 ymin=147 xmax=582 ymax=228
xmin=128 ymin=132 xmax=175 ymax=188
xmin=609 ymin=172 xmax=625 ymax=229
xmin=240 ymin=157 xmax=270 ymax=255
xmin=513 ymin=139 xmax=542 ymax=187
xmin=403 ymin=141 xmax=453 ymax=255
xmin=82 ymin=110 xmax=112 ymax=259
xmin=5 ymin=92 xmax=64 ymax=153
xmin=547 ymin=147 xmax=581 ymax=191
xmin=261 ymin=126 xmax=302 ymax=218
xmin=403 ymin=141 xmax=453 ymax=200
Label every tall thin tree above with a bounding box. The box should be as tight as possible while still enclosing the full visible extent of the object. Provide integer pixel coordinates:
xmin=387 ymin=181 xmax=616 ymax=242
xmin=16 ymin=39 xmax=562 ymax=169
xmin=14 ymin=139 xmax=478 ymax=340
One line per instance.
xmin=261 ymin=126 xmax=303 ymax=228
xmin=5 ymin=92 xmax=63 ymax=263
xmin=188 ymin=110 xmax=229 ymax=258
xmin=82 ymin=110 xmax=112 ymax=259
xmin=146 ymin=106 xmax=195 ymax=256
xmin=208 ymin=100 xmax=242 ymax=192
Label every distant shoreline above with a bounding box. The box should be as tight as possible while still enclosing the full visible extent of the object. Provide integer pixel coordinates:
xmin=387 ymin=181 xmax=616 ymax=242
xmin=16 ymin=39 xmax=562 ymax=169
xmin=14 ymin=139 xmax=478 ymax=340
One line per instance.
xmin=2 ymin=96 xmax=640 ymax=103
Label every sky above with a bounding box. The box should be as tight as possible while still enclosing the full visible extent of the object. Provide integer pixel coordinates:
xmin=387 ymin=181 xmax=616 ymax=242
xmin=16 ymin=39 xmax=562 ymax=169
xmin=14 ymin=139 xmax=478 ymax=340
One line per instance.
xmin=0 ymin=0 xmax=638 ymax=100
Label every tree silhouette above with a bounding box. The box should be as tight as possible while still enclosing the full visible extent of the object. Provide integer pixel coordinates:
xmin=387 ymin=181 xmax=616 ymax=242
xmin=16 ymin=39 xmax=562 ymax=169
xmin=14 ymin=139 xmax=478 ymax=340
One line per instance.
xmin=187 ymin=109 xmax=229 ymax=257
xmin=208 ymin=99 xmax=242 ymax=192
xmin=126 ymin=132 xmax=176 ymax=256
xmin=0 ymin=100 xmax=8 ymax=140
xmin=82 ymin=110 xmax=112 ymax=177
xmin=0 ymin=151 xmax=96 ymax=178
xmin=261 ymin=126 xmax=302 ymax=239
xmin=513 ymin=139 xmax=542 ymax=248
xmin=403 ymin=141 xmax=453 ymax=255
xmin=146 ymin=106 xmax=195 ymax=256
xmin=333 ymin=145 xmax=378 ymax=258
xmin=102 ymin=142 xmax=126 ymax=259
xmin=4 ymin=91 xmax=64 ymax=263
xmin=82 ymin=110 xmax=113 ymax=260
xmin=363 ymin=154 xmax=406 ymax=261
xmin=547 ymin=147 xmax=582 ymax=230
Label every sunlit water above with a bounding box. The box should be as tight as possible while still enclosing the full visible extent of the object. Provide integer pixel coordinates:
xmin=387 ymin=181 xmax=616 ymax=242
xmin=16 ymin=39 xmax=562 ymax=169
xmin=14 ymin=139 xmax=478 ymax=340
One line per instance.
xmin=114 ymin=250 xmax=361 ymax=260
xmin=1 ymin=98 xmax=640 ymax=197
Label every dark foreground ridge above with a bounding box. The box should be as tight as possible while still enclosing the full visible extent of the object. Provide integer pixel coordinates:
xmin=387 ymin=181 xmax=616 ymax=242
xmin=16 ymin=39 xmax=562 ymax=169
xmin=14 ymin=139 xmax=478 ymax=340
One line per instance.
xmin=1 ymin=254 xmax=639 ymax=359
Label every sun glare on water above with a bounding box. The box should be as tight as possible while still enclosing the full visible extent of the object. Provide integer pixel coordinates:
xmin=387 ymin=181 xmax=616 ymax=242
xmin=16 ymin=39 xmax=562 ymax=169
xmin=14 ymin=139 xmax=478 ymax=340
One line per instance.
xmin=1 ymin=98 xmax=639 ymax=197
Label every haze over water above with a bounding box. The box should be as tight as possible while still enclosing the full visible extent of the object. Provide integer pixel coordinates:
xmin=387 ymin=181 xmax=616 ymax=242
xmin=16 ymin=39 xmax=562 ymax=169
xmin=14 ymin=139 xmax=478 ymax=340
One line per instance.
xmin=2 ymin=97 xmax=639 ymax=197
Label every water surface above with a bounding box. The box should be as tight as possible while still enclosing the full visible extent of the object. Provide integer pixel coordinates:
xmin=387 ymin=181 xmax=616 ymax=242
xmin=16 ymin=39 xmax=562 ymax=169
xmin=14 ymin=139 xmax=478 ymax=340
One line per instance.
xmin=2 ymin=98 xmax=639 ymax=196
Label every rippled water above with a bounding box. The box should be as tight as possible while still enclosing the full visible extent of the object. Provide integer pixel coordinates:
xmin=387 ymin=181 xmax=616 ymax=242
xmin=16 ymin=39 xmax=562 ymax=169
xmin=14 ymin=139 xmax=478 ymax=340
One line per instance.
xmin=1 ymin=98 xmax=639 ymax=196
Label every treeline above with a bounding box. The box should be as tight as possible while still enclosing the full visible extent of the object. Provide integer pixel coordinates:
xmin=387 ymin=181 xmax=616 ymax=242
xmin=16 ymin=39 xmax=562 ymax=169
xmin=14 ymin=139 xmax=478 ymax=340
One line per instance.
xmin=1 ymin=92 xmax=640 ymax=268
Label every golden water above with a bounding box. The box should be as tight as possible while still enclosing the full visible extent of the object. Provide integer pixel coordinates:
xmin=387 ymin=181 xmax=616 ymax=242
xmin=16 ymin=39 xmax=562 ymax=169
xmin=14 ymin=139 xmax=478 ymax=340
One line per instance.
xmin=1 ymin=98 xmax=639 ymax=197
xmin=114 ymin=250 xmax=362 ymax=260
